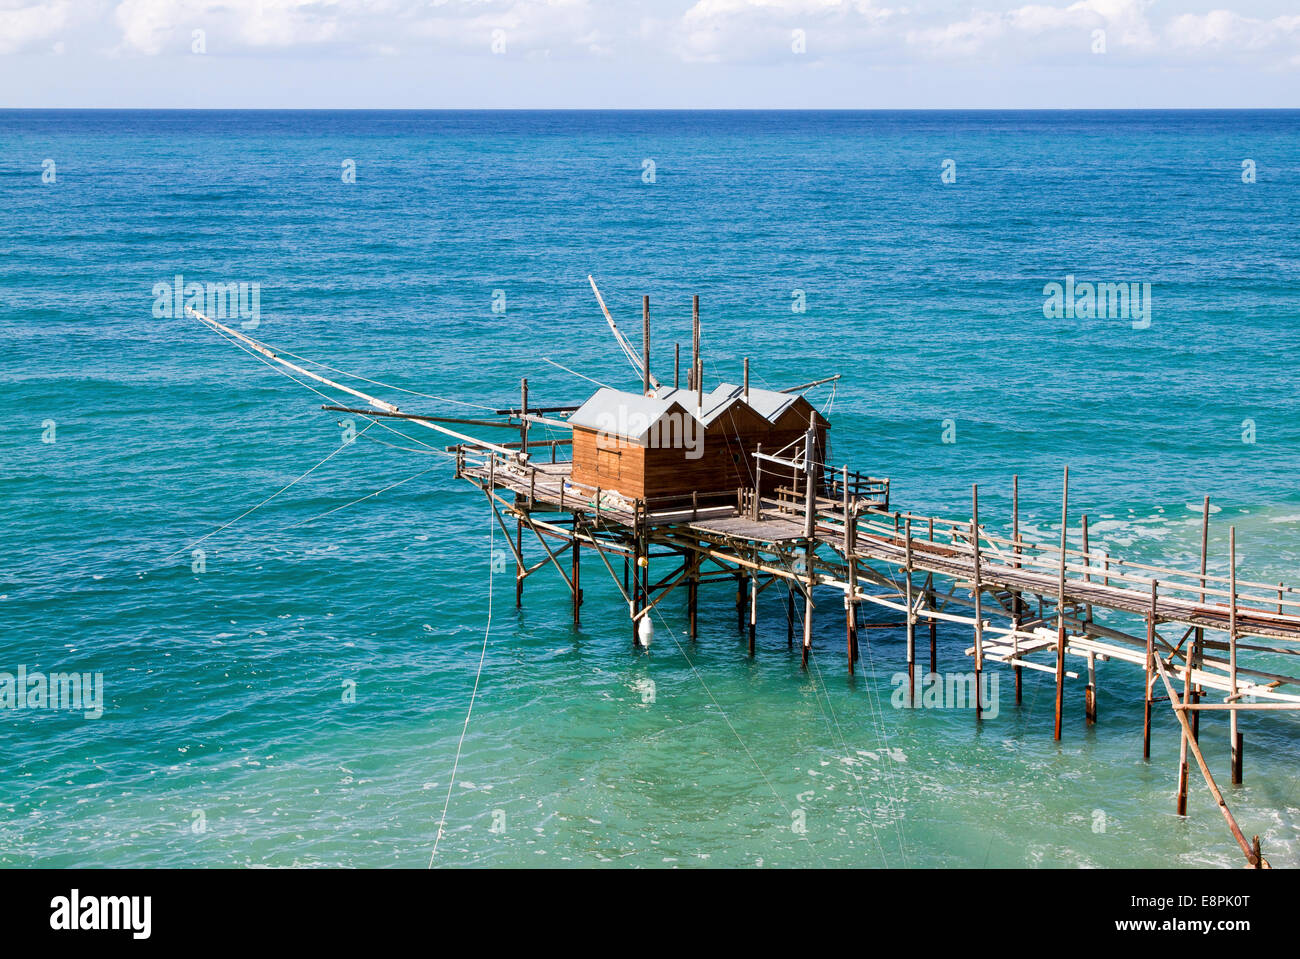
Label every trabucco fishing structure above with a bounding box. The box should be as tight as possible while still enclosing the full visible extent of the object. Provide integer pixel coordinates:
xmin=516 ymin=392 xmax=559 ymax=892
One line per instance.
xmin=192 ymin=278 xmax=1300 ymax=868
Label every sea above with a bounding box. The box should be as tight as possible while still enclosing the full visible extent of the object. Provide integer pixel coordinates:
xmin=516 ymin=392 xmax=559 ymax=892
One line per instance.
xmin=1 ymin=109 xmax=1298 ymax=867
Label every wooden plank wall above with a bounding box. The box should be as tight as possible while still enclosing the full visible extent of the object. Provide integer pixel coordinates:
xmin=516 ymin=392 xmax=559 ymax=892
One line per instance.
xmin=570 ymin=419 xmax=828 ymax=504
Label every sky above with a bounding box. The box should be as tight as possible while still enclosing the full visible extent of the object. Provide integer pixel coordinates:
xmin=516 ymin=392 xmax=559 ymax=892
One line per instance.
xmin=1 ymin=0 xmax=1298 ymax=108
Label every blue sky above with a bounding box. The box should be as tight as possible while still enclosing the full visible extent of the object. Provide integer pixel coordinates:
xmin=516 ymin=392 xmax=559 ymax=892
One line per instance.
xmin=2 ymin=0 xmax=1298 ymax=108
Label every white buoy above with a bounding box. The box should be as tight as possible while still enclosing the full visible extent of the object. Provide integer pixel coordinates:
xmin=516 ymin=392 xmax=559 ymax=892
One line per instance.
xmin=637 ymin=615 xmax=654 ymax=649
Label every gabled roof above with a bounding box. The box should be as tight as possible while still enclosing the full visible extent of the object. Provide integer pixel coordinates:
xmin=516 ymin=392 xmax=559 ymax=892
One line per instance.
xmin=649 ymin=382 xmax=827 ymax=431
xmin=568 ymin=388 xmax=696 ymax=443
xmin=652 ymin=385 xmax=742 ymax=427
xmin=710 ymin=383 xmax=802 ymax=423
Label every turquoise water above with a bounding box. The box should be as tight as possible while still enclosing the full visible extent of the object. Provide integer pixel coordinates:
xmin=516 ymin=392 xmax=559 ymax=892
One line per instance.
xmin=2 ymin=110 xmax=1299 ymax=867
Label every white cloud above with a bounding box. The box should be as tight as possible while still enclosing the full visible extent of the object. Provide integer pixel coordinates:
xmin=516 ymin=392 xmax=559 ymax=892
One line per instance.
xmin=1167 ymin=9 xmax=1300 ymax=54
xmin=108 ymin=0 xmax=612 ymax=57
xmin=57 ymin=0 xmax=1300 ymax=73
xmin=908 ymin=0 xmax=1157 ymax=58
xmin=905 ymin=11 xmax=1004 ymax=57
xmin=674 ymin=0 xmax=897 ymax=63
xmin=410 ymin=0 xmax=606 ymax=57
xmin=113 ymin=0 xmax=351 ymax=55
xmin=0 ymin=0 xmax=72 ymax=54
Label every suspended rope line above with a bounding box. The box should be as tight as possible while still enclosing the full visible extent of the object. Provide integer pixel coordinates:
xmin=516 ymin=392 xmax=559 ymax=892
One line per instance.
xmin=194 ymin=311 xmax=519 ymax=457
xmin=206 ymin=461 xmax=443 ymax=556
xmin=773 ymin=548 xmax=895 ymax=866
xmin=541 ymin=357 xmax=613 ymax=391
xmin=645 ymin=598 xmax=833 ymax=868
xmin=580 ymin=518 xmax=828 ymax=864
xmin=355 ymin=414 xmax=447 ymax=453
xmin=224 ymin=329 xmax=498 ymax=412
xmin=429 ymin=497 xmax=493 ymax=867
xmin=843 ymin=602 xmax=913 ymax=865
xmin=355 ymin=433 xmax=453 ymax=457
xmin=820 ymin=380 xmax=837 ymax=416
xmin=807 ymin=636 xmax=910 ymax=867
xmin=160 ymin=420 xmax=376 ymax=563
xmin=209 ymin=323 xmax=353 ymax=410
xmin=335 ymin=411 xmax=459 ymax=459
xmin=280 ymin=464 xmax=442 ymax=532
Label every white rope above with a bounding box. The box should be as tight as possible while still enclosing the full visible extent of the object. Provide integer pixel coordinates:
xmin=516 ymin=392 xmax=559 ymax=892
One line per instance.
xmin=279 ymin=463 xmax=441 ymax=532
xmin=644 ymin=596 xmax=833 ymax=868
xmin=835 ymin=605 xmax=912 ymax=864
xmin=160 ymin=420 xmax=375 ymax=563
xmin=773 ymin=549 xmax=896 ymax=866
xmin=541 ymin=356 xmax=613 ymax=391
xmin=248 ymin=337 xmax=498 ymax=412
xmin=429 ymin=496 xmax=493 ymax=867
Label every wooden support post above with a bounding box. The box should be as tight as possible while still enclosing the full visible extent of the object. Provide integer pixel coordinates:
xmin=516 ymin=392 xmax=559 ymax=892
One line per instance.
xmin=687 ymin=544 xmax=699 ymax=641
xmin=848 ymin=586 xmax=859 ymax=666
xmin=928 ymin=514 xmax=938 ymax=676
xmin=802 ymin=566 xmax=814 ymax=669
xmin=1177 ymin=624 xmax=1193 ymax=815
xmin=1054 ymin=465 xmax=1069 ymax=741
xmin=736 ymin=571 xmax=746 ymax=634
xmin=749 ymin=571 xmax=757 ymax=657
xmin=515 ymin=516 xmax=524 ymax=608
xmin=692 ymin=294 xmax=700 ymax=378
xmin=905 ymin=517 xmax=915 ymax=703
xmin=971 ymin=485 xmax=983 ymax=719
xmin=641 ymin=296 xmax=651 ymax=396
xmin=1144 ymin=579 xmax=1157 ymax=760
xmin=802 ymin=412 xmax=817 ymax=541
xmin=1181 ymin=495 xmax=1211 ymax=811
xmin=1081 ymin=513 xmax=1092 ymax=623
xmin=787 ymin=582 xmax=794 ymax=650
xmin=928 ymin=581 xmax=937 ymax=675
xmin=1012 ymin=474 xmax=1022 ymax=706
xmin=572 ymin=535 xmax=581 ymax=627
xmin=1152 ymin=650 xmax=1268 ymax=868
xmin=641 ymin=532 xmax=650 ymax=645
xmin=841 ymin=466 xmax=849 ymax=549
xmin=845 ymin=464 xmax=859 ymax=674
xmin=520 ymin=378 xmax=529 ymax=451
xmin=801 ymin=412 xmax=817 ymax=670
xmin=630 ymin=504 xmax=641 ymax=647
xmin=1230 ymin=526 xmax=1242 ymax=785
xmin=1082 ymin=513 xmax=1095 ymax=724
xmin=1194 ymin=496 xmax=1210 ymax=742
xmin=743 ymin=357 xmax=750 ymax=403
xmin=1086 ymin=652 xmax=1097 ymax=725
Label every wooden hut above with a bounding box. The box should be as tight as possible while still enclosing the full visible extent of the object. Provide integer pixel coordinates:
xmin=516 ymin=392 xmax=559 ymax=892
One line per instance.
xmin=568 ymin=384 xmax=828 ymax=504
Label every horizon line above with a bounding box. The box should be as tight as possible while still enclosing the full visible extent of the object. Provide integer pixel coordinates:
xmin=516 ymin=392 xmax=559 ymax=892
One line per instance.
xmin=3 ymin=106 xmax=1299 ymax=112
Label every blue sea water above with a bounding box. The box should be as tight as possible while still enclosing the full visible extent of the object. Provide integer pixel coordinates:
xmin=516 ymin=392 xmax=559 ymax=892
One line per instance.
xmin=1 ymin=110 xmax=1299 ymax=868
